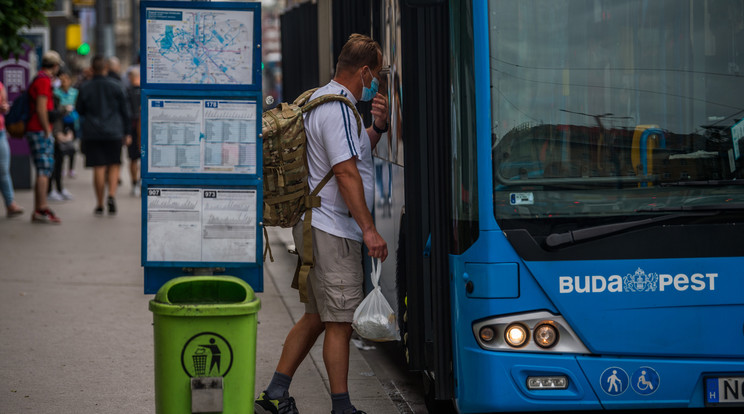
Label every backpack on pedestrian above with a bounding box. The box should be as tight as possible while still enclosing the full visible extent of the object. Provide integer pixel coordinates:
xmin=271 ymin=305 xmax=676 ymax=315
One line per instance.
xmin=262 ymin=88 xmax=361 ymax=302
xmin=5 ymin=90 xmax=31 ymax=138
xmin=5 ymin=75 xmax=40 ymax=138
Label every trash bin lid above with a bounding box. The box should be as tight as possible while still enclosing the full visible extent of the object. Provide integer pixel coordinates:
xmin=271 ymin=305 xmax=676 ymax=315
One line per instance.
xmin=149 ymin=276 xmax=261 ymax=317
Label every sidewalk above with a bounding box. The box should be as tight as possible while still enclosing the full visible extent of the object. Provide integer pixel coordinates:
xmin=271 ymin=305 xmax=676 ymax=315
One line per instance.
xmin=0 ymin=164 xmax=398 ymax=413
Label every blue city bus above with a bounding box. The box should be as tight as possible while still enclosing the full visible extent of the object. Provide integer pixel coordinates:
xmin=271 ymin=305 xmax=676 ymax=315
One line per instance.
xmin=278 ymin=0 xmax=744 ymax=411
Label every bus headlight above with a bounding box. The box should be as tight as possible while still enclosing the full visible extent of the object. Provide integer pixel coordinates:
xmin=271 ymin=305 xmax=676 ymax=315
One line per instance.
xmin=471 ymin=311 xmax=590 ymax=353
xmin=504 ymin=323 xmax=528 ymax=347
xmin=479 ymin=326 xmax=495 ymax=343
xmin=534 ymin=323 xmax=559 ymax=348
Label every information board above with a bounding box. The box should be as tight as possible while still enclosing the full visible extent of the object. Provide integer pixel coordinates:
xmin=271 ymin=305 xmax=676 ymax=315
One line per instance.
xmin=140 ymin=1 xmax=262 ymax=294
xmin=146 ymin=97 xmax=258 ymax=175
xmin=145 ymin=186 xmax=258 ymax=264
xmin=142 ymin=1 xmax=261 ymax=89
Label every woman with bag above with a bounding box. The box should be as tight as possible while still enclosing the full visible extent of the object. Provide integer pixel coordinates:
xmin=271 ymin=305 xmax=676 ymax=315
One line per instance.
xmin=47 ymin=91 xmax=74 ymax=201
xmin=0 ymin=80 xmax=25 ymax=217
xmin=54 ymin=71 xmax=79 ymax=179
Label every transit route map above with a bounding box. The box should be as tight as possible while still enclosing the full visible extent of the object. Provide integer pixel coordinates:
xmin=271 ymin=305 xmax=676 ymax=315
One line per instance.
xmin=145 ymin=8 xmax=254 ymax=85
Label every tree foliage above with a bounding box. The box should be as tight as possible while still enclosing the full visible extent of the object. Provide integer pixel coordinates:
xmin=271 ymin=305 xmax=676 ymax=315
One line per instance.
xmin=0 ymin=0 xmax=56 ymax=60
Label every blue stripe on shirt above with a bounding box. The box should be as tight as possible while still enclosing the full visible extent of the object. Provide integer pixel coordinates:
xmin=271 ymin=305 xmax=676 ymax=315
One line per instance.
xmin=339 ymin=90 xmax=357 ymax=155
xmin=338 ymin=90 xmax=356 ymax=157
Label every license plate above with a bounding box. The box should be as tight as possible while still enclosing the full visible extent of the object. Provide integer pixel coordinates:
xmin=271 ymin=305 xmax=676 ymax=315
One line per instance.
xmin=705 ymin=377 xmax=744 ymax=406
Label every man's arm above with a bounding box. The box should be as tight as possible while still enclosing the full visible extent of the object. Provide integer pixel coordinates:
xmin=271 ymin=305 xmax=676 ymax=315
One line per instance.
xmin=333 ymin=157 xmax=388 ymax=261
xmin=75 ymin=88 xmax=85 ymax=117
xmin=36 ymin=95 xmax=51 ymax=136
xmin=119 ymin=86 xmax=132 ymax=145
xmin=0 ymin=83 xmax=9 ymax=114
xmin=365 ymin=93 xmax=389 ymax=149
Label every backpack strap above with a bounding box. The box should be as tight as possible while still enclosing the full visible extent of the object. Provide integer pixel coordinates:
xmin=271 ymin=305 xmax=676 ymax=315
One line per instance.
xmin=293 ymin=169 xmax=335 ymax=303
xmin=301 ymin=94 xmax=362 ymax=137
xmin=293 ymin=88 xmax=319 ymax=105
xmin=292 ymin=93 xmax=362 ymax=303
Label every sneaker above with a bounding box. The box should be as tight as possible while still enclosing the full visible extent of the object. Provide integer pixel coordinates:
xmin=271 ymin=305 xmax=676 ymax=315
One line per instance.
xmin=107 ymin=196 xmax=117 ymax=215
xmin=331 ymin=410 xmax=366 ymax=414
xmin=32 ymin=209 xmax=61 ymax=224
xmin=254 ymin=392 xmax=299 ymax=414
xmin=48 ymin=190 xmax=65 ymax=202
xmin=94 ymin=206 xmax=104 ymax=216
xmin=6 ymin=204 xmax=24 ymax=218
xmin=130 ymin=182 xmax=141 ymax=197
xmin=61 ymin=189 xmax=74 ymax=200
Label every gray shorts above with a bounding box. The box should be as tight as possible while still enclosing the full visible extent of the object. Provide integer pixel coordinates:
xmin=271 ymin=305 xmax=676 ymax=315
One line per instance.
xmin=292 ymin=222 xmax=364 ymax=323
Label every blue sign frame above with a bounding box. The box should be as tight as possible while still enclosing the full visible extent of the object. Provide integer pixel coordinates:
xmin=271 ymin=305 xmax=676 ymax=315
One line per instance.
xmin=140 ymin=1 xmax=263 ymax=294
xmin=140 ymin=89 xmax=262 ymax=180
xmin=141 ymin=179 xmax=263 ymax=293
xmin=140 ymin=1 xmax=262 ymax=91
xmin=141 ymin=179 xmax=263 ymax=267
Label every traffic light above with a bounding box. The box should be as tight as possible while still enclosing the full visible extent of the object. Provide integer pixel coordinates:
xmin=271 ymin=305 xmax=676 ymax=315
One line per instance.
xmin=66 ymin=24 xmax=89 ymax=56
xmin=77 ymin=42 xmax=90 ymax=56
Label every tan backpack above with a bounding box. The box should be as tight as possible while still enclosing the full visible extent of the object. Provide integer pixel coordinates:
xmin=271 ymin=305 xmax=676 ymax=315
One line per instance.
xmin=262 ymin=88 xmax=361 ymax=302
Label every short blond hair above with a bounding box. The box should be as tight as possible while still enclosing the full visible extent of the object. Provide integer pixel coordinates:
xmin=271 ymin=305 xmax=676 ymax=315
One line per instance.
xmin=336 ymin=33 xmax=381 ymax=74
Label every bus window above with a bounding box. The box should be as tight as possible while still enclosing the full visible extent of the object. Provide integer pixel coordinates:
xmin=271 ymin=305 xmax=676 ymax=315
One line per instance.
xmin=489 ymin=0 xmax=744 ymax=241
xmin=451 ymin=0 xmax=479 ymax=254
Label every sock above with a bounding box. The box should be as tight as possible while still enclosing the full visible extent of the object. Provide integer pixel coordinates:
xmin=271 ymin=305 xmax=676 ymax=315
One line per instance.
xmin=331 ymin=392 xmax=353 ymax=414
xmin=265 ymin=371 xmax=292 ymax=399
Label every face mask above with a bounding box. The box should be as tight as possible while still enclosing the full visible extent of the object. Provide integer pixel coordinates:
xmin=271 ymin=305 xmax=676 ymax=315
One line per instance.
xmin=360 ymin=68 xmax=379 ymax=102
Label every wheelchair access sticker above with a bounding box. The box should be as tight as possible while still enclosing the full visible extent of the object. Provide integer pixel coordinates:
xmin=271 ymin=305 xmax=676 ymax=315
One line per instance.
xmin=631 ymin=366 xmax=660 ymax=395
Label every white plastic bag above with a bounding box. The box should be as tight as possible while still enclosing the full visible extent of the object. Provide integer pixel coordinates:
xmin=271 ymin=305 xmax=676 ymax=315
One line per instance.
xmin=352 ymin=259 xmax=400 ymax=342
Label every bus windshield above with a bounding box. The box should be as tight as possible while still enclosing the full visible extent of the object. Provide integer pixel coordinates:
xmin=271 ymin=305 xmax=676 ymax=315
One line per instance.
xmin=489 ymin=0 xmax=744 ymax=237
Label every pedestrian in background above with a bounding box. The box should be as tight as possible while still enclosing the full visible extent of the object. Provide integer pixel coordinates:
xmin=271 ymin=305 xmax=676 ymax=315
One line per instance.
xmin=54 ymin=70 xmax=79 ymax=179
xmin=106 ymin=56 xmax=127 ymax=187
xmin=0 ymin=80 xmax=24 ymax=218
xmin=254 ymin=33 xmax=389 ymax=414
xmin=47 ymin=93 xmax=75 ymax=202
xmin=106 ymin=56 xmax=123 ymax=83
xmin=26 ymin=50 xmax=63 ymax=224
xmin=126 ymin=68 xmax=141 ymax=197
xmin=76 ymin=55 xmax=132 ymax=216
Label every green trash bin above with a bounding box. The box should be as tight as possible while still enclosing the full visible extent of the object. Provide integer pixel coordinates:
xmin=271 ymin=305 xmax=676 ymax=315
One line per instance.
xmin=150 ymin=276 xmax=261 ymax=414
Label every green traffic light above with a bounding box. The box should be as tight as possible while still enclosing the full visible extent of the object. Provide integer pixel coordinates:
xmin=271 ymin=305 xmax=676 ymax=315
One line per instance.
xmin=77 ymin=42 xmax=90 ymax=56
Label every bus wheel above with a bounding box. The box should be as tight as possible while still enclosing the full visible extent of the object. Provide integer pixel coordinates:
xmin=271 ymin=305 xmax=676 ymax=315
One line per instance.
xmin=422 ymin=372 xmax=457 ymax=413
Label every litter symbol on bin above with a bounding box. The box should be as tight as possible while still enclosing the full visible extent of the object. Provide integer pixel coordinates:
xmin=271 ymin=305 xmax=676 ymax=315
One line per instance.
xmin=181 ymin=332 xmax=233 ymax=377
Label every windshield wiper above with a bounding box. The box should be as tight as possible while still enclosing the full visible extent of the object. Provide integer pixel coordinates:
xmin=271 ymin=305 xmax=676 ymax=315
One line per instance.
xmin=636 ymin=203 xmax=744 ymax=212
xmin=545 ymin=211 xmax=715 ymax=248
xmin=659 ymin=179 xmax=744 ymax=187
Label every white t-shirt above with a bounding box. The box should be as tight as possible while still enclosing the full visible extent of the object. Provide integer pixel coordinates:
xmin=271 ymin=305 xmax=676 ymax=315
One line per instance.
xmin=303 ymin=80 xmax=374 ymax=242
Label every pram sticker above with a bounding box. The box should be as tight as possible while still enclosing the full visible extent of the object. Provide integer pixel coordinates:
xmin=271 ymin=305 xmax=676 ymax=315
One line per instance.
xmin=600 ymin=367 xmax=629 ymax=396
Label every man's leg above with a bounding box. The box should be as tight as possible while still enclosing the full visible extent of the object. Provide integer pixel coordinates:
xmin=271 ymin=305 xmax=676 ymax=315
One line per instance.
xmin=107 ymin=163 xmax=120 ymax=198
xmin=255 ymin=312 xmax=323 ymax=413
xmin=93 ymin=166 xmax=106 ymax=208
xmin=35 ymin=175 xmax=49 ymax=211
xmin=275 ymin=312 xmax=324 ymax=377
xmin=29 ymin=132 xmax=54 ymax=212
xmin=323 ymin=322 xmax=353 ymax=394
